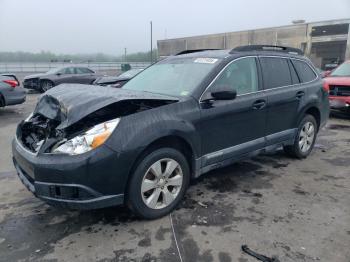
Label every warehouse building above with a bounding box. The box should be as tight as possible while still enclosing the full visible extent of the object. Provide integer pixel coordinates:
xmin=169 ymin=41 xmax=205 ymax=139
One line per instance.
xmin=157 ymin=19 xmax=350 ymax=70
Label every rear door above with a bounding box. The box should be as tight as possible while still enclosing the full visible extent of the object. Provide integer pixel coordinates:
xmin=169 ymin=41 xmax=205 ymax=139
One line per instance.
xmin=199 ymin=57 xmax=267 ymax=167
xmin=73 ymin=67 xmax=96 ymax=84
xmin=259 ymin=56 xmax=305 ymax=145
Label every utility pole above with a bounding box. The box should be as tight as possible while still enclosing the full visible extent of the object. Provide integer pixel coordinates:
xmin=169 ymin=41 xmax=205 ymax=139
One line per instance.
xmin=150 ymin=21 xmax=153 ymax=63
xmin=124 ymin=48 xmax=127 ymax=62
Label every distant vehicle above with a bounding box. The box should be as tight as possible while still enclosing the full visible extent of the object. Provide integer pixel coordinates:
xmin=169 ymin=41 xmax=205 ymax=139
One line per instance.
xmin=23 ymin=66 xmax=102 ymax=93
xmin=323 ymin=61 xmax=350 ymax=113
xmin=93 ymin=69 xmax=143 ymax=88
xmin=0 ymin=75 xmax=26 ymax=108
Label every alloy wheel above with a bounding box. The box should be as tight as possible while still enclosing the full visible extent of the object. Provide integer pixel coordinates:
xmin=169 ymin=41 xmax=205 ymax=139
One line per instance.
xmin=42 ymin=81 xmax=53 ymax=92
xmin=141 ymin=158 xmax=183 ymax=209
xmin=298 ymin=121 xmax=315 ymax=153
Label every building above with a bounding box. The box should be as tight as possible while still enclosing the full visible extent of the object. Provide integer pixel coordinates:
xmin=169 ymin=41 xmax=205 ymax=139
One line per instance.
xmin=157 ymin=19 xmax=350 ymax=70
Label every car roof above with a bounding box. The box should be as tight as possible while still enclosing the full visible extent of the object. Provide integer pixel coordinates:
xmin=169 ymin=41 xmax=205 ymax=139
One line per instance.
xmin=171 ymin=46 xmax=306 ymax=60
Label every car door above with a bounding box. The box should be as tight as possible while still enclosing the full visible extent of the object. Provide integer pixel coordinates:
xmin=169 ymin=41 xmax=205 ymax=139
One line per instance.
xmin=55 ymin=67 xmax=76 ymax=84
xmin=73 ymin=67 xmax=96 ymax=84
xmin=259 ymin=56 xmax=305 ymax=145
xmin=198 ymin=56 xmax=267 ymax=167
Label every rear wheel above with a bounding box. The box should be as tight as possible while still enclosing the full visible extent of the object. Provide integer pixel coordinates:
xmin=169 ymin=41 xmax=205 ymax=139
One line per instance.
xmin=284 ymin=114 xmax=317 ymax=158
xmin=40 ymin=80 xmax=54 ymax=93
xmin=127 ymin=148 xmax=190 ymax=219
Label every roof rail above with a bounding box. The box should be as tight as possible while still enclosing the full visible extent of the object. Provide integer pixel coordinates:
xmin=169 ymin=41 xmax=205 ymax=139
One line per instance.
xmin=175 ymin=49 xmax=221 ymax=56
xmin=230 ymin=45 xmax=304 ymax=55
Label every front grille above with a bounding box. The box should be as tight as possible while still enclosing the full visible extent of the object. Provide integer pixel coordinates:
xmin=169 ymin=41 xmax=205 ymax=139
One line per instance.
xmin=23 ymin=78 xmax=40 ymax=88
xmin=329 ymin=85 xmax=350 ymax=97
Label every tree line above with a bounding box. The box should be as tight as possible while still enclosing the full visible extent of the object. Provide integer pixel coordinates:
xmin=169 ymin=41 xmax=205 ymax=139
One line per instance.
xmin=0 ymin=50 xmax=158 ymax=63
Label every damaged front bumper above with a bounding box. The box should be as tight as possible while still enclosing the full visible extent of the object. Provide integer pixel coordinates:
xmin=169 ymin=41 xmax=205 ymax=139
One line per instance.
xmin=12 ymin=137 xmax=138 ymax=209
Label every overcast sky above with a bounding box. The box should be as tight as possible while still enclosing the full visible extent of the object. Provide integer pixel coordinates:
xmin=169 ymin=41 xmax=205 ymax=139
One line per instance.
xmin=0 ymin=0 xmax=349 ymax=55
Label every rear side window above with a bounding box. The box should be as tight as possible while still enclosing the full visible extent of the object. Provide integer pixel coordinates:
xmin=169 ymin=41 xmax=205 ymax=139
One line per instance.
xmin=76 ymin=67 xmax=94 ymax=74
xmin=260 ymin=57 xmax=292 ymax=89
xmin=291 ymin=60 xmax=317 ymax=83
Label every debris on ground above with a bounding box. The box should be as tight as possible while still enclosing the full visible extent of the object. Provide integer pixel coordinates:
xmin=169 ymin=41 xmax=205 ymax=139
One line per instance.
xmin=241 ymin=245 xmax=280 ymax=262
xmin=197 ymin=201 xmax=208 ymax=208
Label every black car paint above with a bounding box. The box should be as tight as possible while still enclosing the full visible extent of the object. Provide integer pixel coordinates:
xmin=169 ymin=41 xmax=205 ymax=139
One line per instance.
xmin=23 ymin=66 xmax=102 ymax=91
xmin=12 ymin=50 xmax=329 ymax=209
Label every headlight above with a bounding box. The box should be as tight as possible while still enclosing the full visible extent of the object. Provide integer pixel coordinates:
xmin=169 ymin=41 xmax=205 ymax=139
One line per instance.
xmin=53 ymin=118 xmax=120 ymax=155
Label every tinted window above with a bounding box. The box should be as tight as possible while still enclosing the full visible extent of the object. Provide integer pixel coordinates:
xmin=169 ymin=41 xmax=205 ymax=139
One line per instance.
xmin=288 ymin=60 xmax=300 ymax=84
xmin=211 ymin=57 xmax=258 ymax=95
xmin=60 ymin=67 xmax=75 ymax=74
xmin=292 ymin=60 xmax=317 ymax=82
xmin=76 ymin=67 xmax=94 ymax=74
xmin=260 ymin=57 xmax=292 ymax=89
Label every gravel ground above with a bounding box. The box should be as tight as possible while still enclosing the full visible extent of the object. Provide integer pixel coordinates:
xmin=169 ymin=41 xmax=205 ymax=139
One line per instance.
xmin=0 ymin=91 xmax=349 ymax=262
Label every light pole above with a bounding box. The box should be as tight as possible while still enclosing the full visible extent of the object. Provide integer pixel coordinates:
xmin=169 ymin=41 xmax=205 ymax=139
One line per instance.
xmin=124 ymin=48 xmax=127 ymax=62
xmin=150 ymin=21 xmax=153 ymax=63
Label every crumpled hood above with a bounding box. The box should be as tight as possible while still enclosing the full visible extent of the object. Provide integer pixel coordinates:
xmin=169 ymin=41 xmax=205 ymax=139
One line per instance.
xmin=95 ymin=75 xmax=130 ymax=85
xmin=33 ymin=84 xmax=178 ymax=129
xmin=24 ymin=73 xmax=45 ymax=80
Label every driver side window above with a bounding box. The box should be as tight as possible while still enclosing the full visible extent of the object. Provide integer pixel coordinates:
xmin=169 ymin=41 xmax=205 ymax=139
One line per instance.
xmin=211 ymin=57 xmax=258 ymax=95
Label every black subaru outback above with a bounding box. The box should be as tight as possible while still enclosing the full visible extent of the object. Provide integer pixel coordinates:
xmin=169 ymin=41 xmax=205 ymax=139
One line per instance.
xmin=12 ymin=45 xmax=329 ymax=219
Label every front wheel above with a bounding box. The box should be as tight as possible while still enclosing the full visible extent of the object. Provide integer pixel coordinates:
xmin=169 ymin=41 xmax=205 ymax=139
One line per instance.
xmin=40 ymin=80 xmax=54 ymax=93
xmin=284 ymin=114 xmax=318 ymax=159
xmin=127 ymin=148 xmax=190 ymax=219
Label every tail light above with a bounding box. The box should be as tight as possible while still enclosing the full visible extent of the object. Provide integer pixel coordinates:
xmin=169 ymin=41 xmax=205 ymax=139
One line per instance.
xmin=3 ymin=80 xmax=19 ymax=88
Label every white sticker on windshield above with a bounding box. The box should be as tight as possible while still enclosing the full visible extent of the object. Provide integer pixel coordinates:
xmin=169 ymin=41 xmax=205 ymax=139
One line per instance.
xmin=194 ymin=58 xmax=218 ymax=64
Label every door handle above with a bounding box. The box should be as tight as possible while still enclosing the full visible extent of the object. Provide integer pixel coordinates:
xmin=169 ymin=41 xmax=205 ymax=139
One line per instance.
xmin=296 ymin=91 xmax=305 ymax=99
xmin=252 ymin=100 xmax=266 ymax=110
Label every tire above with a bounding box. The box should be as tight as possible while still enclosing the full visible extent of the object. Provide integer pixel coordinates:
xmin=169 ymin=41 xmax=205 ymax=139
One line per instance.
xmin=284 ymin=114 xmax=318 ymax=159
xmin=0 ymin=94 xmax=5 ymax=107
xmin=40 ymin=80 xmax=54 ymax=93
xmin=127 ymin=148 xmax=190 ymax=219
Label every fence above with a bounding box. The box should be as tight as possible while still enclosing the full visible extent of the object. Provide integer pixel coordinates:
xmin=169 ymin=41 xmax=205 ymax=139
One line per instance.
xmin=0 ymin=62 xmax=151 ymax=73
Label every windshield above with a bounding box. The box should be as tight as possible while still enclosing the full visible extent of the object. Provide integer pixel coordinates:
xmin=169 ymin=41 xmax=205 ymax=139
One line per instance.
xmin=330 ymin=62 xmax=350 ymax=77
xmin=122 ymin=57 xmax=220 ymax=96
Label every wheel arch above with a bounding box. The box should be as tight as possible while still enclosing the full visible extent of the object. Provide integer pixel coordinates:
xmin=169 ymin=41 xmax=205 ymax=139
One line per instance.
xmin=132 ymin=135 xmax=196 ymax=177
xmin=304 ymin=106 xmax=321 ymax=130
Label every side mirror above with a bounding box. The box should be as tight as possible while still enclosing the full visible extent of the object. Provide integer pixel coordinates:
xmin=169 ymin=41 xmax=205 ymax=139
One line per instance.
xmin=56 ymin=72 xmax=62 ymax=76
xmin=210 ymin=86 xmax=237 ymax=100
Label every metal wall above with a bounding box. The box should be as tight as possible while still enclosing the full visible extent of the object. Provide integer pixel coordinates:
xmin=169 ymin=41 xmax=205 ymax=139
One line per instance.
xmin=157 ymin=19 xmax=350 ymax=68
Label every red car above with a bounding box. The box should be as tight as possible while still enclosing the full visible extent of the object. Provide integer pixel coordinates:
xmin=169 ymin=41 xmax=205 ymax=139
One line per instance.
xmin=323 ymin=61 xmax=350 ymax=113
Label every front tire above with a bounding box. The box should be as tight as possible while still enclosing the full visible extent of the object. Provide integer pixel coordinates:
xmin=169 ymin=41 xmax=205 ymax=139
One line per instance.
xmin=40 ymin=80 xmax=54 ymax=93
xmin=127 ymin=148 xmax=190 ymax=219
xmin=284 ymin=114 xmax=318 ymax=159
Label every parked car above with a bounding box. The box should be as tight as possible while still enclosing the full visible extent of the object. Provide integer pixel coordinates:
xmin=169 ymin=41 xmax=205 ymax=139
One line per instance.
xmin=323 ymin=61 xmax=350 ymax=113
xmin=1 ymin=73 xmax=20 ymax=86
xmin=23 ymin=66 xmax=102 ymax=92
xmin=0 ymin=75 xmax=26 ymax=108
xmin=93 ymin=69 xmax=143 ymax=88
xmin=12 ymin=45 xmax=329 ymax=219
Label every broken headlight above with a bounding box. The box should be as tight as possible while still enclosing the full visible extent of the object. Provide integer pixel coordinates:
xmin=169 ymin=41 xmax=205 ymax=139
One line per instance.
xmin=52 ymin=118 xmax=120 ymax=155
